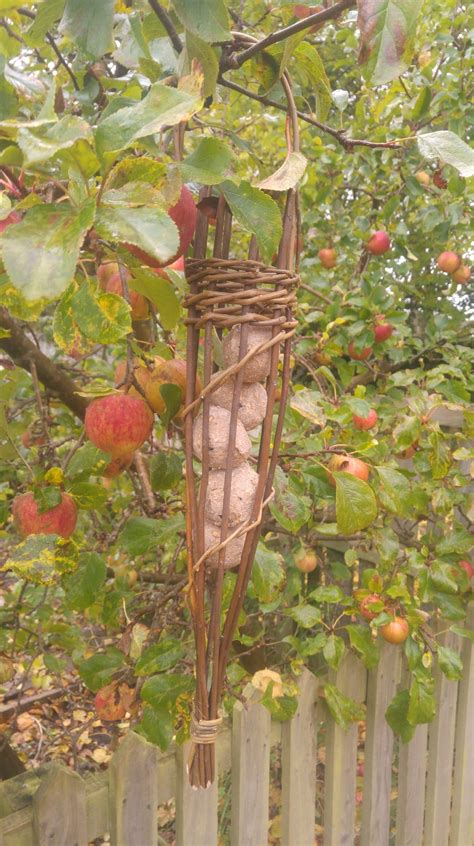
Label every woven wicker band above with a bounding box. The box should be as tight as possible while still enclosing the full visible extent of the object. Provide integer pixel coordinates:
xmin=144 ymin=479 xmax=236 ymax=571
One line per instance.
xmin=190 ymin=714 xmax=223 ymax=745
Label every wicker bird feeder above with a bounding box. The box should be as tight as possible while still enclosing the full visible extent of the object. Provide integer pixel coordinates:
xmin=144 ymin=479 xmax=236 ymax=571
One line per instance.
xmin=183 ymin=69 xmax=300 ymax=789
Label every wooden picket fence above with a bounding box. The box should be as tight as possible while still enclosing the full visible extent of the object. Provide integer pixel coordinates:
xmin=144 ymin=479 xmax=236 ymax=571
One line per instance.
xmin=1 ymin=620 xmax=473 ymax=846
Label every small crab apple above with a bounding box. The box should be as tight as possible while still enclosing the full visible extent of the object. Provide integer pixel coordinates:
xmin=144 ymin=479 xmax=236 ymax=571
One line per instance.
xmin=437 ymin=251 xmax=461 ymax=274
xmin=452 ymin=265 xmax=471 ymax=285
xmin=327 ymin=454 xmax=370 ymax=485
xmin=105 ymin=272 xmax=149 ymax=321
xmin=348 ymin=342 xmax=372 ymax=361
xmin=380 ymin=616 xmax=409 ymax=644
xmin=85 ymin=394 xmax=154 ymax=458
xmin=153 ymin=255 xmax=185 ymax=279
xmin=459 ymin=560 xmax=473 ymax=579
xmin=359 ymin=594 xmax=383 ymax=620
xmin=318 ymin=247 xmax=337 ymax=269
xmin=367 ymin=231 xmax=390 ymax=255
xmin=353 ymin=409 xmax=378 ymax=430
xmin=415 ymin=171 xmax=430 ymax=186
xmin=12 ymin=491 xmax=77 ymax=538
xmin=373 ymin=315 xmax=394 ymax=343
xmin=294 ymin=548 xmax=319 ymax=573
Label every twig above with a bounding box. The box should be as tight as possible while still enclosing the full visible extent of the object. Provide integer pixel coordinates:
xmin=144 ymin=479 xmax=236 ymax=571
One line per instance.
xmin=17 ymin=6 xmax=79 ymax=90
xmin=299 ymin=282 xmax=331 ymax=304
xmin=133 ymin=451 xmax=156 ymax=512
xmin=219 ymin=78 xmax=403 ymax=150
xmin=222 ymin=0 xmax=356 ymax=71
xmin=148 ymin=0 xmax=183 ymax=54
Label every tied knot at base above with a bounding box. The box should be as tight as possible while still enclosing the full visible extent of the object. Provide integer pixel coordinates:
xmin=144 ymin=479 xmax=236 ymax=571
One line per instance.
xmin=190 ymin=714 xmax=223 ymax=745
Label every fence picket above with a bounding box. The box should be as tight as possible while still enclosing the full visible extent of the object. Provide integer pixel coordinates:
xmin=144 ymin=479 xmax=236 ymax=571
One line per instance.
xmin=281 ymin=668 xmax=319 ymax=846
xmin=360 ymin=641 xmax=401 ymax=846
xmin=175 ymin=742 xmax=218 ymax=846
xmin=32 ymin=764 xmax=87 ymax=846
xmin=230 ymin=698 xmax=271 ymax=846
xmin=108 ymin=731 xmax=159 ymax=846
xmin=449 ymin=608 xmax=474 ymax=846
xmin=423 ymin=633 xmax=459 ymax=846
xmin=323 ymin=652 xmax=367 ymax=846
xmin=395 ymin=720 xmax=428 ymax=846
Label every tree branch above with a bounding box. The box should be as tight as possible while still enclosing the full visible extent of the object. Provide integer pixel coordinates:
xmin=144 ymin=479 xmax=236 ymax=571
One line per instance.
xmin=17 ymin=6 xmax=79 ymax=90
xmin=219 ymin=78 xmax=402 ymax=150
xmin=0 ymin=309 xmax=88 ymax=421
xmin=222 ymin=0 xmax=356 ymax=71
xmin=148 ymin=0 xmax=183 ymax=55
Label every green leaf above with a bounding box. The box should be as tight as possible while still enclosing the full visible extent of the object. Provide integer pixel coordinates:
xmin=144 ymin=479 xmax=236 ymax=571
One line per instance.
xmin=430 ymin=562 xmax=458 ymax=595
xmin=68 ymin=280 xmax=132 ymax=344
xmin=261 ymin=684 xmax=298 ymax=722
xmin=0 ymin=201 xmax=95 ymax=301
xmin=334 ymin=472 xmax=377 ymax=534
xmin=17 ymin=115 xmax=93 ymax=166
xmin=59 ymin=0 xmax=115 ymax=59
xmin=286 ymin=604 xmax=322 ymax=628
xmin=393 ymin=415 xmax=421 ymax=450
xmin=251 ymin=543 xmax=285 ymax=604
xmin=257 ymin=152 xmax=307 ymax=192
xmin=149 ymin=452 xmax=183 ymax=492
xmin=431 ymin=592 xmax=467 ymax=622
xmin=323 ymin=634 xmax=346 ymax=670
xmin=437 ymin=645 xmax=463 ymax=681
xmin=290 ymin=389 xmax=327 ymax=427
xmin=67 ymin=481 xmax=108 ymax=509
xmin=172 ymin=0 xmax=231 ymax=43
xmin=407 ymin=676 xmax=436 ymax=726
xmin=135 ymin=638 xmax=185 ymax=676
xmin=184 ymin=32 xmax=219 ymax=99
xmin=78 ymin=648 xmax=125 ymax=693
xmin=118 ymin=514 xmax=184 ymax=557
xmin=96 ymin=206 xmax=179 ymax=267
xmin=95 ymin=82 xmax=202 ymax=157
xmin=3 ymin=534 xmax=77 ymax=585
xmin=63 ymin=552 xmax=106 ymax=611
xmin=182 ymin=138 xmax=233 ymax=185
xmin=292 ymin=42 xmax=332 ymax=121
xmin=269 ymin=467 xmax=311 ymax=533
xmin=221 ymin=180 xmax=282 ymax=263
xmin=25 ymin=0 xmax=66 ymax=46
xmin=34 ymin=486 xmax=62 ymax=513
xmin=130 ymin=268 xmax=181 ymax=330
xmin=136 ymin=705 xmax=174 ymax=751
xmin=323 ymin=683 xmax=366 ymax=731
xmin=310 ymin=585 xmax=345 ymax=604
xmin=376 ymin=466 xmax=411 ymax=515
xmin=358 ymin=0 xmax=423 ymax=85
xmin=386 ymin=690 xmax=416 ymax=743
xmin=346 ymin=624 xmax=380 ymax=669
xmin=417 ymin=130 xmax=474 ymax=178
xmin=141 ymin=673 xmax=195 ymax=707
xmin=65 ymin=443 xmax=110 ymax=479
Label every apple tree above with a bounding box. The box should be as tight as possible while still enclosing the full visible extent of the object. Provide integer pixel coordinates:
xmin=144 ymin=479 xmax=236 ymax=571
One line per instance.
xmin=0 ymin=0 xmax=473 ymax=758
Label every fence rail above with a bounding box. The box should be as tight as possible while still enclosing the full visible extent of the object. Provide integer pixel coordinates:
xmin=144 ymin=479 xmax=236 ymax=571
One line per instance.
xmin=1 ymin=613 xmax=473 ymax=846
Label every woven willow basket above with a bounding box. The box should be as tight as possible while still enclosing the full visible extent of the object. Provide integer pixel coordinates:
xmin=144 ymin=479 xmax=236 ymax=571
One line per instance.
xmin=182 ymin=67 xmax=300 ymax=789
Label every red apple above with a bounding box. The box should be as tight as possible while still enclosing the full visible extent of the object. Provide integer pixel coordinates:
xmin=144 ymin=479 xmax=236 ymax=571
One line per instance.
xmin=294 ymin=549 xmax=319 ymax=573
xmin=97 ymin=261 xmax=120 ymax=290
xmin=0 ymin=210 xmax=22 ymax=234
xmin=12 ymin=491 xmax=77 ymax=538
xmin=125 ymin=185 xmax=197 ymax=268
xmin=367 ymin=231 xmax=390 ymax=255
xmin=437 ymin=251 xmax=461 ymax=274
xmin=85 ymin=394 xmax=154 ymax=457
xmin=360 ymin=594 xmax=383 ymax=621
xmin=452 ymin=265 xmax=471 ymax=285
xmin=380 ymin=617 xmax=409 ymax=644
xmin=459 ymin=560 xmax=473 ymax=579
xmin=103 ymin=454 xmax=134 ymax=478
xmin=348 ymin=342 xmax=372 ymax=361
xmin=353 ymin=409 xmax=378 ymax=430
xmin=327 ymin=454 xmax=370 ymax=485
xmin=373 ymin=315 xmax=394 ymax=343
xmin=318 ymin=247 xmax=337 ymax=269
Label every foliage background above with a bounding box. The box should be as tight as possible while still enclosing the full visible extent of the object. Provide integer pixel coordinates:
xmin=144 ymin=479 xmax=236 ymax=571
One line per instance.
xmin=0 ymin=0 xmax=473 ymax=760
